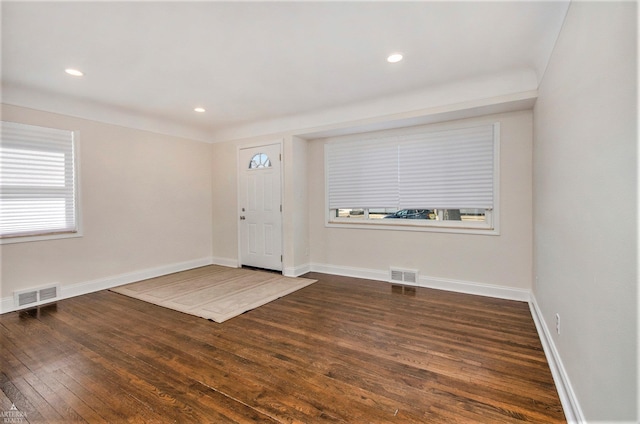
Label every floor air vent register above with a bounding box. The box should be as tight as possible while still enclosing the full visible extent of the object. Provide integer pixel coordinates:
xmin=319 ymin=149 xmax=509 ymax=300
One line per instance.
xmin=389 ymin=268 xmax=418 ymax=284
xmin=14 ymin=284 xmax=60 ymax=308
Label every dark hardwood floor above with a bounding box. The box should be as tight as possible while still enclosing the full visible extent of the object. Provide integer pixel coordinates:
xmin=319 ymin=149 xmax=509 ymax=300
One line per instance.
xmin=0 ymin=271 xmax=565 ymax=423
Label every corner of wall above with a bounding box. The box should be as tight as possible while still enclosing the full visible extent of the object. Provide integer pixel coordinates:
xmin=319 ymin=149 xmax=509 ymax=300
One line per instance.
xmin=529 ymin=294 xmax=585 ymax=423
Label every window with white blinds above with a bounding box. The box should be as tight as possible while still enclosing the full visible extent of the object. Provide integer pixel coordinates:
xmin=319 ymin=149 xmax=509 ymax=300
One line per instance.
xmin=325 ymin=122 xmax=499 ymax=232
xmin=326 ymin=138 xmax=398 ymax=209
xmin=1 ymin=121 xmax=80 ymax=242
xmin=397 ymin=125 xmax=495 ymax=210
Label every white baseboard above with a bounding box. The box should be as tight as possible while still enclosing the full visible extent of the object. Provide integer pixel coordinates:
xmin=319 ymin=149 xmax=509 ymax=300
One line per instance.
xmin=0 ymin=257 xmax=213 ymax=314
xmin=419 ymin=274 xmax=530 ymax=302
xmin=308 ymin=262 xmax=530 ymax=302
xmin=283 ymin=263 xmax=311 ymax=278
xmin=0 ymin=297 xmax=14 ymax=315
xmin=529 ymin=294 xmax=585 ymax=424
xmin=211 ymin=256 xmax=240 ymax=268
xmin=309 ymin=263 xmax=388 ymax=282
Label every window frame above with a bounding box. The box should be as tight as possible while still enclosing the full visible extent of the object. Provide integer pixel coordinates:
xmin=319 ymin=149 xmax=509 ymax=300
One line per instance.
xmin=0 ymin=122 xmax=82 ymax=245
xmin=324 ymin=122 xmax=500 ymax=235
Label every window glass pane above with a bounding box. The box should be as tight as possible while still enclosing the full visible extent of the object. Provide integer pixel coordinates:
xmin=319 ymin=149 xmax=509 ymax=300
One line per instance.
xmin=330 ymin=207 xmax=489 ymax=229
xmin=382 ymin=209 xmax=434 ymax=220
xmin=249 ymin=153 xmax=271 ymax=169
xmin=368 ymin=208 xmax=397 ymax=219
xmin=457 ymin=208 xmax=486 ymax=222
xmin=337 ymin=208 xmax=366 ymax=219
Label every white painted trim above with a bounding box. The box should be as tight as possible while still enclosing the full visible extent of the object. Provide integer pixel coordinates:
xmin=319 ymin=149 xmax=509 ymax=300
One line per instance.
xmin=283 ymin=263 xmax=311 ymax=278
xmin=418 ymin=274 xmax=529 ymax=302
xmin=0 ymin=257 xmax=213 ymax=314
xmin=0 ymin=297 xmax=15 ymax=314
xmin=0 ymin=231 xmax=83 ymax=245
xmin=309 ymin=263 xmax=388 ymax=282
xmin=324 ymin=220 xmax=499 ymax=236
xmin=211 ymin=256 xmax=240 ymax=268
xmin=529 ymin=294 xmax=585 ymax=424
xmin=309 ymin=262 xmax=529 ymax=302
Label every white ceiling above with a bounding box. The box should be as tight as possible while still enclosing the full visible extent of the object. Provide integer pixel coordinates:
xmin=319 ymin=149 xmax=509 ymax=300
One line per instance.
xmin=1 ymin=1 xmax=570 ymax=141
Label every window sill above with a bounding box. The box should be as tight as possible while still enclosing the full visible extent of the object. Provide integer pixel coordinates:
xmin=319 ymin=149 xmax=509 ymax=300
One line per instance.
xmin=326 ymin=219 xmax=499 ymax=235
xmin=0 ymin=230 xmax=83 ymax=245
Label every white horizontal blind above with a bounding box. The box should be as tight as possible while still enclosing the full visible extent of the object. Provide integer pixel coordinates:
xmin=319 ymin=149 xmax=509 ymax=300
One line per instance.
xmin=398 ymin=125 xmax=495 ymax=209
xmin=326 ymin=123 xmax=496 ymax=212
xmin=0 ymin=121 xmax=77 ymax=238
xmin=326 ymin=138 xmax=398 ymax=209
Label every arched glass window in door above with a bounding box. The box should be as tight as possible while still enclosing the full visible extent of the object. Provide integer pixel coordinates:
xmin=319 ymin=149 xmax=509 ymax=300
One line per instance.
xmin=249 ymin=153 xmax=272 ymax=169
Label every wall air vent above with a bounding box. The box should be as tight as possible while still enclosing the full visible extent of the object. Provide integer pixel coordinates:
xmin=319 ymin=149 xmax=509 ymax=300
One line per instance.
xmin=39 ymin=286 xmax=58 ymax=302
xmin=389 ymin=268 xmax=418 ymax=284
xmin=14 ymin=284 xmax=60 ymax=308
xmin=17 ymin=290 xmax=38 ymax=307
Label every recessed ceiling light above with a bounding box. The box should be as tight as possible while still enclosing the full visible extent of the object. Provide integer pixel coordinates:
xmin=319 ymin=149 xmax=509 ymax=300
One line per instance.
xmin=387 ymin=53 xmax=403 ymax=63
xmin=194 ymin=107 xmax=206 ymax=113
xmin=65 ymin=68 xmax=84 ymax=77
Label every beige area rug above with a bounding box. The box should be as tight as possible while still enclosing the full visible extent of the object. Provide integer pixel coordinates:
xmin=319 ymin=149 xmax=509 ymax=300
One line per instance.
xmin=110 ymin=265 xmax=316 ymax=323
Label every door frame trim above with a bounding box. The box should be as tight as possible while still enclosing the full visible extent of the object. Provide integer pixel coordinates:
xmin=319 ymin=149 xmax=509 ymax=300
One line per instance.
xmin=236 ymin=140 xmax=284 ymax=272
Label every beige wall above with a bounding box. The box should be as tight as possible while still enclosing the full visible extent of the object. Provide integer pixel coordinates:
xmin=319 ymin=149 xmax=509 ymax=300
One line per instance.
xmin=308 ymin=111 xmax=533 ymax=291
xmin=211 ymin=140 xmax=240 ymax=265
xmin=284 ymin=136 xmax=310 ymax=273
xmin=533 ymin=2 xmax=637 ymax=421
xmin=0 ymin=104 xmax=213 ymax=298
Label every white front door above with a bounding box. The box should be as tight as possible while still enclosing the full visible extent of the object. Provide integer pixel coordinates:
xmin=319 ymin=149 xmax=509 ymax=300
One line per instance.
xmin=239 ymin=144 xmax=282 ymax=271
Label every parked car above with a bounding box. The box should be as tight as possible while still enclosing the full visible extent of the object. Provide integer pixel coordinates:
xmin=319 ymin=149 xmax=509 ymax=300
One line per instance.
xmin=383 ymin=209 xmax=431 ymax=219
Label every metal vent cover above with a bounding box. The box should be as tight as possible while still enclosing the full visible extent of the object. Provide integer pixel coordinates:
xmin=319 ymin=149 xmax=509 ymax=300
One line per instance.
xmin=14 ymin=284 xmax=60 ymax=308
xmin=389 ymin=268 xmax=418 ymax=284
xmin=39 ymin=286 xmax=58 ymax=301
xmin=17 ymin=291 xmax=38 ymax=307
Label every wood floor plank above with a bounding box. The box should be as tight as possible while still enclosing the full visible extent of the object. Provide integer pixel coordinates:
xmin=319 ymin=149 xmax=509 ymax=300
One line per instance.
xmin=0 ymin=270 xmax=565 ymax=423
xmin=44 ymin=290 xmax=338 ymax=418
xmin=38 ymin=304 xmax=257 ymax=423
xmin=1 ymin=316 xmax=110 ymax=423
xmin=90 ymin=294 xmax=428 ymax=422
xmin=236 ymin=315 xmax=562 ymax=422
xmin=235 ymin=310 xmax=562 ymax=423
xmin=0 ymin=368 xmax=63 ymax=423
xmin=111 ymin=294 xmax=436 ymax=422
